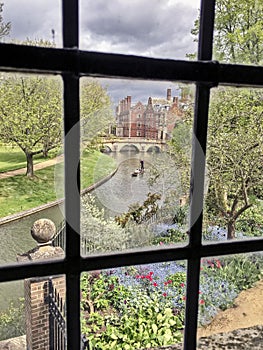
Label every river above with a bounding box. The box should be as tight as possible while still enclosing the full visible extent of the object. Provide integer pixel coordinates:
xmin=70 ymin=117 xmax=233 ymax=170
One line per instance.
xmin=0 ymin=150 xmax=163 ymax=311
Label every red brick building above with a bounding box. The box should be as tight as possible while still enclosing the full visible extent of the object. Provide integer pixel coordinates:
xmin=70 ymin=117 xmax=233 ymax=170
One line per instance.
xmin=115 ymin=89 xmax=183 ymax=140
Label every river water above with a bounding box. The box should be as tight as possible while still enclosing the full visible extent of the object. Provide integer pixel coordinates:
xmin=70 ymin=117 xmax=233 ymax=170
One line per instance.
xmin=0 ymin=150 xmax=163 ymax=311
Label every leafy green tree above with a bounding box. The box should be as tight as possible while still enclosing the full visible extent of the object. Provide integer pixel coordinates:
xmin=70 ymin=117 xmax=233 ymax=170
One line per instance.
xmin=0 ymin=74 xmax=62 ymax=177
xmin=80 ymin=79 xmax=115 ymax=148
xmin=206 ymin=88 xmax=263 ymax=239
xmin=214 ymin=0 xmax=263 ymax=64
xmin=186 ymin=3 xmax=263 ymax=239
xmin=0 ymin=3 xmax=10 ymax=41
xmin=189 ymin=0 xmax=263 ymax=64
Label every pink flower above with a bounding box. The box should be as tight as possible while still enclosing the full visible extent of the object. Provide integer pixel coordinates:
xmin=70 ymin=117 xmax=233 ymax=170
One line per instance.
xmin=216 ymin=260 xmax=222 ymax=268
xmin=153 ymin=282 xmax=158 ymax=287
xmin=182 ymin=296 xmax=186 ymax=301
xmin=180 ymin=283 xmax=185 ymax=287
xmin=163 ymin=293 xmax=167 ymax=297
xmin=199 ymin=299 xmax=205 ymax=305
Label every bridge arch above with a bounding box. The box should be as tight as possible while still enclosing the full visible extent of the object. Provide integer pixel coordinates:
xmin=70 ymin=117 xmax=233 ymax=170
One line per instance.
xmin=119 ymin=144 xmax=140 ymax=152
xmin=146 ymin=145 xmax=161 ymax=153
xmin=101 ymin=139 xmax=167 ymax=153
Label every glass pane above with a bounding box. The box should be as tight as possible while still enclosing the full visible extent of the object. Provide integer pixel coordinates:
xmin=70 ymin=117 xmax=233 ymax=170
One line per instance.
xmin=0 ymin=280 xmax=25 ymax=343
xmin=203 ymin=86 xmax=263 ymax=243
xmin=0 ymin=73 xmax=64 ymax=265
xmin=213 ymin=0 xmax=263 ymax=65
xmin=2 ymin=0 xmax=62 ymax=48
xmin=80 ymin=79 xmax=194 ymax=255
xmin=81 ymin=261 xmax=186 ymax=349
xmin=0 ymin=274 xmax=66 ymax=348
xmin=80 ymin=0 xmax=200 ymax=59
xmin=197 ymin=253 xmax=263 ymax=345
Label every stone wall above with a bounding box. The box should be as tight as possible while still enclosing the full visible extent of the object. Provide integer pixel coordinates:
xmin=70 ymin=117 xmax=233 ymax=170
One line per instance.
xmin=147 ymin=325 xmax=263 ymax=350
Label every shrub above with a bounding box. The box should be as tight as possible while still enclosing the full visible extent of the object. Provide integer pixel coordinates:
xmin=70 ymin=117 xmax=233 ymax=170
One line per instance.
xmin=0 ymin=298 xmax=25 ymax=341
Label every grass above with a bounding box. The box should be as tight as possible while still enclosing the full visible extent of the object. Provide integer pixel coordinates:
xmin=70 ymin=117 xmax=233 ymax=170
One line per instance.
xmin=0 ymin=145 xmax=58 ymax=173
xmin=0 ymin=150 xmax=116 ymax=218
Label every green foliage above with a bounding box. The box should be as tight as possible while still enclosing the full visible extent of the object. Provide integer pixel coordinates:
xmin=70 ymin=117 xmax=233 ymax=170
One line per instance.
xmin=81 ymin=272 xmax=183 ymax=349
xmin=214 ymin=0 xmax=263 ymax=64
xmin=190 ymin=0 xmax=263 ymax=64
xmin=0 ymin=74 xmax=63 ymax=176
xmin=81 ymin=193 xmax=155 ymax=253
xmin=115 ymin=192 xmax=161 ymax=228
xmin=152 ymin=228 xmax=188 ymax=245
xmin=206 ymin=87 xmax=263 ymax=238
xmin=80 ymin=79 xmax=115 ymax=146
xmin=0 ymin=298 xmax=25 ymax=341
xmin=173 ymin=205 xmax=188 ymax=226
xmin=236 ymin=200 xmax=263 ymax=236
xmin=202 ymin=254 xmax=263 ymax=293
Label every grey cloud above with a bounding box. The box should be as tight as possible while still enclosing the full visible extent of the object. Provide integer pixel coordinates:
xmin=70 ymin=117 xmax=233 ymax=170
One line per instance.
xmin=80 ymin=0 xmax=198 ymax=59
xmin=92 ymin=78 xmax=181 ymax=106
xmin=4 ymin=0 xmax=197 ymax=103
xmin=4 ymin=0 xmax=61 ymax=44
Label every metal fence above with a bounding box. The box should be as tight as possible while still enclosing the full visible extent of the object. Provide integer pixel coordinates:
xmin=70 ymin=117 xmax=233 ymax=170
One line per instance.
xmin=48 ymin=279 xmax=67 ymax=350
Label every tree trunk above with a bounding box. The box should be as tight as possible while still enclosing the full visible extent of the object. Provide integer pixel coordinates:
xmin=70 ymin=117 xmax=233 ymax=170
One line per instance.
xmin=227 ymin=219 xmax=236 ymax=240
xmin=26 ymin=152 xmax=34 ymax=177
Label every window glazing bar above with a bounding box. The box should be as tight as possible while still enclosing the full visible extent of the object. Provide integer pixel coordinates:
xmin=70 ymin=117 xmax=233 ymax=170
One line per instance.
xmin=62 ymin=1 xmax=81 ymax=349
xmin=1 ymin=44 xmax=263 ymax=87
xmin=184 ymin=0 xmax=216 ymax=349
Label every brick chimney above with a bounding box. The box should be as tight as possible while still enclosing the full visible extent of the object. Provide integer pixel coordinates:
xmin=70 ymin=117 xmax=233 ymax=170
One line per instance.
xmin=127 ymin=96 xmax=131 ymax=110
xmin=173 ymin=96 xmax=178 ymax=106
xmin=167 ymin=88 xmax=172 ymax=101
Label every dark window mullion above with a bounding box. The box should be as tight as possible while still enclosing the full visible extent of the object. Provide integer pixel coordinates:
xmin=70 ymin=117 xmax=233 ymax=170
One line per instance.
xmin=184 ymin=0 xmax=216 ymax=349
xmin=62 ymin=1 xmax=81 ymax=349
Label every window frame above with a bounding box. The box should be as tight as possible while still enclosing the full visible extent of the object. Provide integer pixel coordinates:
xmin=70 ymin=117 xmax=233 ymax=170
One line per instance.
xmin=0 ymin=0 xmax=263 ymax=349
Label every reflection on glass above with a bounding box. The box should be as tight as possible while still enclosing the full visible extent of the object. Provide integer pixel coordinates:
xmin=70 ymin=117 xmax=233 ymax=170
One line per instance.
xmin=198 ymin=252 xmax=263 ymax=340
xmin=81 ymin=261 xmax=186 ymax=348
xmin=203 ymin=87 xmax=263 ymax=243
xmin=80 ymin=79 xmax=195 ymax=254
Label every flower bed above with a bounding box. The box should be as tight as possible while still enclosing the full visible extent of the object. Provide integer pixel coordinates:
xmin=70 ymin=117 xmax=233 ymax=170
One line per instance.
xmin=81 ymin=252 xmax=263 ymax=349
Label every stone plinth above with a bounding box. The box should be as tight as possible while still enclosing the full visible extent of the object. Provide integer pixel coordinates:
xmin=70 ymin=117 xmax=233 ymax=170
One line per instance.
xmin=17 ymin=219 xmax=65 ymax=350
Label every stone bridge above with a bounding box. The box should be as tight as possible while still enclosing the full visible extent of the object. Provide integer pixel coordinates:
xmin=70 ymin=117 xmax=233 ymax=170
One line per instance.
xmin=101 ymin=137 xmax=167 ymax=153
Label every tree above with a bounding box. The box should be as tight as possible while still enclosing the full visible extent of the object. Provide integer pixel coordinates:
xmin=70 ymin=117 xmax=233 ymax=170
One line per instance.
xmin=186 ymin=2 xmax=263 ymax=239
xmin=80 ymin=79 xmax=115 ymax=148
xmin=189 ymin=0 xmax=263 ymax=64
xmin=0 ymin=3 xmax=10 ymax=41
xmin=0 ymin=74 xmax=62 ymax=177
xmin=214 ymin=0 xmax=263 ymax=64
xmin=206 ymin=88 xmax=263 ymax=239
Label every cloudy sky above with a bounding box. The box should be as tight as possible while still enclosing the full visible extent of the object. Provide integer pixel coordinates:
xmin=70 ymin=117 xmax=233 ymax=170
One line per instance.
xmin=3 ymin=0 xmax=199 ymax=104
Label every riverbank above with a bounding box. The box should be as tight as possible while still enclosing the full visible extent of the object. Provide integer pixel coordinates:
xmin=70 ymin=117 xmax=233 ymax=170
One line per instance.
xmin=0 ymin=166 xmax=118 ymax=226
xmin=0 ymin=150 xmax=116 ymax=219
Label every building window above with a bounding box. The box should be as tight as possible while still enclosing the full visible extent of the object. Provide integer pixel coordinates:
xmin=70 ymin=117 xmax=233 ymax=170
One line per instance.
xmin=0 ymin=1 xmax=263 ymax=350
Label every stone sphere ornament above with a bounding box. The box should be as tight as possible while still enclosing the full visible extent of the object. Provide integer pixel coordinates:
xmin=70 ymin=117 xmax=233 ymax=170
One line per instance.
xmin=31 ymin=218 xmax=56 ymax=244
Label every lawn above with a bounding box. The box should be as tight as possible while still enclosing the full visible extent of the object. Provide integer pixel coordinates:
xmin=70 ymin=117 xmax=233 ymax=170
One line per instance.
xmin=0 ymin=145 xmax=57 ymax=173
xmin=0 ymin=150 xmax=116 ymax=218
